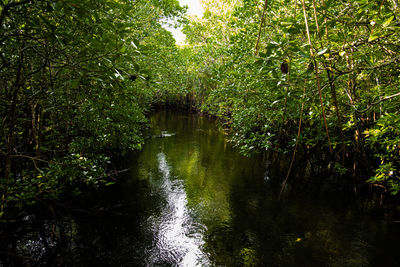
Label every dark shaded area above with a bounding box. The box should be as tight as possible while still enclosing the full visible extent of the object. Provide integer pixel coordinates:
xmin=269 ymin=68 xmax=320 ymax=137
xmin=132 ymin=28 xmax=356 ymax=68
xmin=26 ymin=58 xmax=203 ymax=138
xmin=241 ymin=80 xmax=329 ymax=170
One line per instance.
xmin=1 ymin=110 xmax=400 ymax=266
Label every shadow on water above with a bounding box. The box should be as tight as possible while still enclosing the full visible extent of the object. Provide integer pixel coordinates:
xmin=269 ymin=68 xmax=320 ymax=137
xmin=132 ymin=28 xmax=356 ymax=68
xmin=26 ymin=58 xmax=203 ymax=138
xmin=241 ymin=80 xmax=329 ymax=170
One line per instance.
xmin=1 ymin=109 xmax=400 ymax=266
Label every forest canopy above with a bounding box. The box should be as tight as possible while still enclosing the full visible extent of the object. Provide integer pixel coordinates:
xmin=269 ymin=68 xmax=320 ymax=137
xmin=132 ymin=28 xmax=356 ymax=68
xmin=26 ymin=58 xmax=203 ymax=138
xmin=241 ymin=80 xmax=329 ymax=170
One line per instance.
xmin=1 ymin=0 xmax=400 ymax=215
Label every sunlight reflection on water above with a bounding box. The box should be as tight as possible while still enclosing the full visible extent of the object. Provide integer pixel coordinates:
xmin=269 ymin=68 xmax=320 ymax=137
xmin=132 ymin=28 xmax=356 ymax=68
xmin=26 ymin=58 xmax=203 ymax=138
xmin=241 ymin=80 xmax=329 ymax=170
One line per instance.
xmin=145 ymin=152 xmax=210 ymax=266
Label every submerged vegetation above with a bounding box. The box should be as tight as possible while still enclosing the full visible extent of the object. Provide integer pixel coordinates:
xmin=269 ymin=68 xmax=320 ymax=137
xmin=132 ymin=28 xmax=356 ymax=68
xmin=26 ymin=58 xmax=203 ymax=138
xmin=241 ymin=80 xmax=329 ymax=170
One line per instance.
xmin=1 ymin=0 xmax=400 ymax=215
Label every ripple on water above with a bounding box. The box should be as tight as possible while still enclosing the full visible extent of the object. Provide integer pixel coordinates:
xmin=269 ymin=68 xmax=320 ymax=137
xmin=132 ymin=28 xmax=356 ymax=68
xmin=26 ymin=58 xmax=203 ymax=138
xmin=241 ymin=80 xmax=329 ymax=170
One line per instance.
xmin=141 ymin=152 xmax=210 ymax=266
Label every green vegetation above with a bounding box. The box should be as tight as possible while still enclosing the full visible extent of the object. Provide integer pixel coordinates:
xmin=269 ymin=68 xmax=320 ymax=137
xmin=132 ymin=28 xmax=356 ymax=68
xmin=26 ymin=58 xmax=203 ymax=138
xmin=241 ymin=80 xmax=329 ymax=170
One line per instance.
xmin=1 ymin=0 xmax=400 ymax=214
xmin=0 ymin=0 xmax=185 ymax=212
xmin=177 ymin=0 xmax=400 ymax=194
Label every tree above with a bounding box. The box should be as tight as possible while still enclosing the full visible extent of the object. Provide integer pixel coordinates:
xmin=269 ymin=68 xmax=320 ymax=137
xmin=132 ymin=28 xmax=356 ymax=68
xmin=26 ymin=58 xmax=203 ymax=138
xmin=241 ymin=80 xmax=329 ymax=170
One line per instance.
xmin=0 ymin=0 xmax=185 ymax=212
xmin=176 ymin=0 xmax=400 ymax=193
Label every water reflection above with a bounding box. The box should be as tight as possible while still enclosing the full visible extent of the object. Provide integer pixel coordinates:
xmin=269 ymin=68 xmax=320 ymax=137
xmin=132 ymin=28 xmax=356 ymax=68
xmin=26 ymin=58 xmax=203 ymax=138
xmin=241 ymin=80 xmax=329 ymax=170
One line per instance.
xmin=134 ymin=111 xmax=400 ymax=267
xmin=2 ymin=110 xmax=399 ymax=266
xmin=145 ymin=152 xmax=210 ymax=266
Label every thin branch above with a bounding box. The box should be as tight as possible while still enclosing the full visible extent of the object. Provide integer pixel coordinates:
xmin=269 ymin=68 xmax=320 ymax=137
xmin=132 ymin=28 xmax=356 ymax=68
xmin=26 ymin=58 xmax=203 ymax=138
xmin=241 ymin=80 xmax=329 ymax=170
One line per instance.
xmin=330 ymin=56 xmax=400 ymax=77
xmin=254 ymin=0 xmax=268 ymax=55
xmin=301 ymin=0 xmax=332 ymax=153
xmin=366 ymin=56 xmax=400 ymax=70
xmin=10 ymin=154 xmax=52 ymax=164
xmin=356 ymin=91 xmax=400 ymax=114
xmin=279 ymin=81 xmax=306 ymax=199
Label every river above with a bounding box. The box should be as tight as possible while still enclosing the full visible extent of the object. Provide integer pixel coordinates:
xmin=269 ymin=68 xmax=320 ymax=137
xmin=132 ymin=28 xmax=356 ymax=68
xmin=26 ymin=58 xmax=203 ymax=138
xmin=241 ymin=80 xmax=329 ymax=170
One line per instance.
xmin=2 ymin=109 xmax=400 ymax=266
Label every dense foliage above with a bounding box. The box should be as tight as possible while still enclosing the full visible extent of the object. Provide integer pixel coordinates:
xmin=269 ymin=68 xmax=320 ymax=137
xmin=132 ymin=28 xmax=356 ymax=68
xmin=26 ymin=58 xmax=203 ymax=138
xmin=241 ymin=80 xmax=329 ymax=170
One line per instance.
xmin=177 ymin=0 xmax=400 ymax=194
xmin=1 ymin=0 xmax=400 ymax=215
xmin=0 ymin=0 xmax=184 ymax=213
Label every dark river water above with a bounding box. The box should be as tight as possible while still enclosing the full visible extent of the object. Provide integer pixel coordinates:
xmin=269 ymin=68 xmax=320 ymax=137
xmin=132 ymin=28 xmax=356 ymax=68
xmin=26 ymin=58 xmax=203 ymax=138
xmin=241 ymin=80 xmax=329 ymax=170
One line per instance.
xmin=2 ymin=110 xmax=400 ymax=266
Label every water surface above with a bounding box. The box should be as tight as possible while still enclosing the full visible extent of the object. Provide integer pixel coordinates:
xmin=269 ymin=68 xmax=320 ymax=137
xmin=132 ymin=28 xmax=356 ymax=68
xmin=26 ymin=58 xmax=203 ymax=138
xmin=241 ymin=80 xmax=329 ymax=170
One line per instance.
xmin=2 ymin=109 xmax=400 ymax=266
xmin=120 ymin=110 xmax=400 ymax=266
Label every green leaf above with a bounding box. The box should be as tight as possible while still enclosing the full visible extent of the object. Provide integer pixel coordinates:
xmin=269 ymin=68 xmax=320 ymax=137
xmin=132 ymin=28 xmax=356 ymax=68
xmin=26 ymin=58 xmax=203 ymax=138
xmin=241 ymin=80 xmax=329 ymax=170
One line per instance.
xmin=92 ymin=77 xmax=103 ymax=82
xmin=131 ymin=39 xmax=140 ymax=48
xmin=133 ymin=63 xmax=140 ymax=72
xmin=298 ymin=51 xmax=310 ymax=58
xmin=317 ymin=47 xmax=328 ymax=56
xmin=259 ymin=52 xmax=267 ymax=57
xmin=368 ymin=33 xmax=379 ymax=42
xmin=382 ymin=16 xmax=394 ymax=27
xmin=254 ymin=59 xmax=264 ymax=65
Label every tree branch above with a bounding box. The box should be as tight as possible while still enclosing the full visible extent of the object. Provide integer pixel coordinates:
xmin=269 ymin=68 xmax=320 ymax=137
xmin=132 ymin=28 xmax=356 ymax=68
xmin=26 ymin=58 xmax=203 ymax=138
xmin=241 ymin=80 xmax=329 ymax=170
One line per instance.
xmin=10 ymin=154 xmax=52 ymax=164
xmin=254 ymin=0 xmax=268 ymax=56
xmin=0 ymin=0 xmax=32 ymax=26
xmin=356 ymin=92 xmax=400 ymax=114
